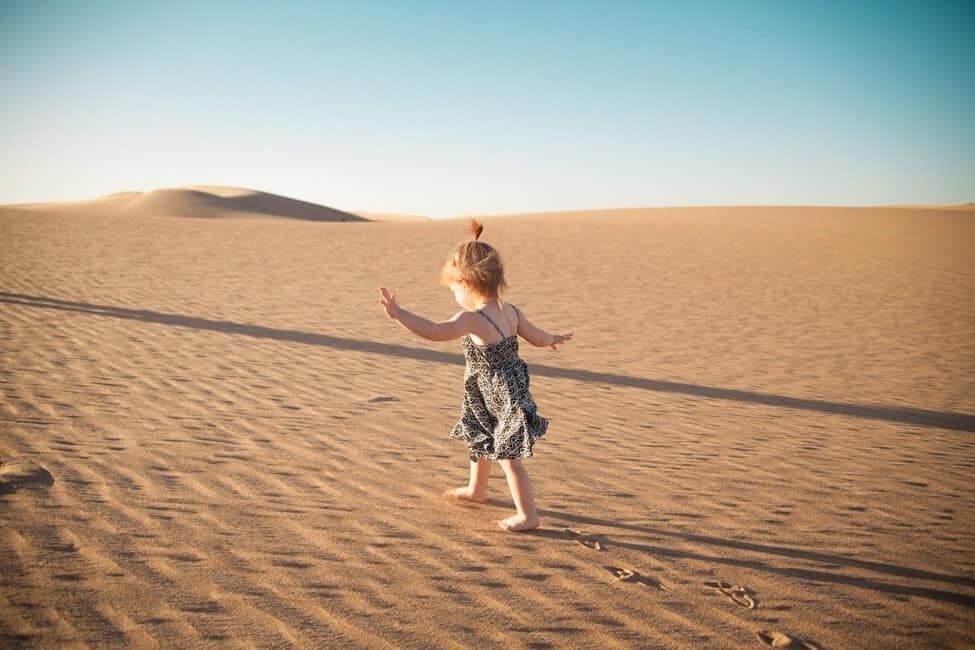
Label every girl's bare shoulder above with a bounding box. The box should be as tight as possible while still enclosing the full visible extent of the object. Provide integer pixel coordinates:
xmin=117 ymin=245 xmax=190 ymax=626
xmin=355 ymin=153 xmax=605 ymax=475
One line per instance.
xmin=499 ymin=301 xmax=521 ymax=332
xmin=450 ymin=309 xmax=478 ymax=324
xmin=503 ymin=301 xmax=524 ymax=320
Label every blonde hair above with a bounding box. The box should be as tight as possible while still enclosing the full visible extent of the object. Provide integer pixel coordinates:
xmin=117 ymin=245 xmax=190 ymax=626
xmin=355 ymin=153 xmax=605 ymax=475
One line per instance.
xmin=440 ymin=220 xmax=508 ymax=299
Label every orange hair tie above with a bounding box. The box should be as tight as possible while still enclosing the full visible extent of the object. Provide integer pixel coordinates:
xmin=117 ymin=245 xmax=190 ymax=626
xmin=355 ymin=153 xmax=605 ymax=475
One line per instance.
xmin=470 ymin=219 xmax=483 ymax=241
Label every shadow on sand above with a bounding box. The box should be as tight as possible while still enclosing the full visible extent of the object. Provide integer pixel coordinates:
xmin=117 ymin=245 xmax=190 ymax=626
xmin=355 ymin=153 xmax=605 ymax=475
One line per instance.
xmin=2 ymin=291 xmax=973 ymax=432
xmin=531 ymin=510 xmax=975 ymax=608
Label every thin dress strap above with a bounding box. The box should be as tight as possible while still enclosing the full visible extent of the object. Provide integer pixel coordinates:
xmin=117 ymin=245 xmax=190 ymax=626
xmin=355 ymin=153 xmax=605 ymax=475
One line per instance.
xmin=476 ymin=309 xmax=508 ymax=338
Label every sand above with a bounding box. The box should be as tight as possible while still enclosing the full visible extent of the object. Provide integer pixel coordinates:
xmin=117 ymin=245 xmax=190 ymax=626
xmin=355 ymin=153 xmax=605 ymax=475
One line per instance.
xmin=1 ymin=195 xmax=973 ymax=648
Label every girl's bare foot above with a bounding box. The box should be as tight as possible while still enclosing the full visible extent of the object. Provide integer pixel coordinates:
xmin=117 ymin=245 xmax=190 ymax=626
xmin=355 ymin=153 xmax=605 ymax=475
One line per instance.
xmin=497 ymin=514 xmax=540 ymax=532
xmin=443 ymin=487 xmax=487 ymax=504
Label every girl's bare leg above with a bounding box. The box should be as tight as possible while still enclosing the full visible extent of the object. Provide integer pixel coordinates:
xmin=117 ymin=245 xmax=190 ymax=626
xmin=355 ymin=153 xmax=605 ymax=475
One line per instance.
xmin=497 ymin=459 xmax=540 ymax=532
xmin=443 ymin=458 xmax=490 ymax=503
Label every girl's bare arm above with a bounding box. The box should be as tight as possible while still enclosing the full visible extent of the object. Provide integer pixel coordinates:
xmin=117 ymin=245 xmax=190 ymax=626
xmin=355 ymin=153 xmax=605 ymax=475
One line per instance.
xmin=513 ymin=306 xmax=573 ymax=350
xmin=380 ymin=286 xmax=473 ymax=342
xmin=396 ymin=308 xmax=473 ymax=342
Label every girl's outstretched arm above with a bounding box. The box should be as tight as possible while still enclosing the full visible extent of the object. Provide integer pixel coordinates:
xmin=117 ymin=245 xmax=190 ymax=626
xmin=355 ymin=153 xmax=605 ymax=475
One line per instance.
xmin=514 ymin=306 xmax=573 ymax=350
xmin=379 ymin=287 xmax=473 ymax=342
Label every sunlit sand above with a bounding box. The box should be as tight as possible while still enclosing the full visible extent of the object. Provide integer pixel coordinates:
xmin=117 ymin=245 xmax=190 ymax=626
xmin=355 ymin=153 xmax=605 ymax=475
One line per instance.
xmin=1 ymin=192 xmax=973 ymax=647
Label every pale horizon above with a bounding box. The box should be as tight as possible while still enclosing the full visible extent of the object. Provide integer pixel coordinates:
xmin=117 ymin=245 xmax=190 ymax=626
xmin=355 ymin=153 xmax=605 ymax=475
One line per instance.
xmin=5 ymin=183 xmax=972 ymax=222
xmin=2 ymin=2 xmax=973 ymax=217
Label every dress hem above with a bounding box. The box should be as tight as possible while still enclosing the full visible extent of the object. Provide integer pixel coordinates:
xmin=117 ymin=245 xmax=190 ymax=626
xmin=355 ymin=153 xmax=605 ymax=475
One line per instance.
xmin=466 ymin=448 xmax=537 ymax=462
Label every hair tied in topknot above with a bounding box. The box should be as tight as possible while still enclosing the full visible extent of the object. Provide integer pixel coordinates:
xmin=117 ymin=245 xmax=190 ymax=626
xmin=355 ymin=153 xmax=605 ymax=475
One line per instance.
xmin=470 ymin=219 xmax=484 ymax=241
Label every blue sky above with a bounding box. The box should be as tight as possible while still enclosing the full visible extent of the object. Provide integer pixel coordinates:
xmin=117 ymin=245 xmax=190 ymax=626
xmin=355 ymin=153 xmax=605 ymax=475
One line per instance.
xmin=1 ymin=1 xmax=973 ymax=216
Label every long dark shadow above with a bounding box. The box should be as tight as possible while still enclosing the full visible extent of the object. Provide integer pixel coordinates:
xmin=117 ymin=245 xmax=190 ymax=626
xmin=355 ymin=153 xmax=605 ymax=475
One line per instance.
xmin=537 ymin=509 xmax=975 ymax=590
xmin=3 ymin=292 xmax=973 ymax=432
xmin=534 ymin=521 xmax=975 ymax=607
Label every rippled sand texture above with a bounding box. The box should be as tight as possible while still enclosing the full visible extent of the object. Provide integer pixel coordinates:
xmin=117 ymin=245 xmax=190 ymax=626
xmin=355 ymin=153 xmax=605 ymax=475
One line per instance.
xmin=1 ymin=204 xmax=973 ymax=648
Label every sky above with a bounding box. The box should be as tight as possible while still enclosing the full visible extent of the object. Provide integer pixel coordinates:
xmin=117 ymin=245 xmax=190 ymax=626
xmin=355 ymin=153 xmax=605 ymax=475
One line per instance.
xmin=1 ymin=1 xmax=973 ymax=217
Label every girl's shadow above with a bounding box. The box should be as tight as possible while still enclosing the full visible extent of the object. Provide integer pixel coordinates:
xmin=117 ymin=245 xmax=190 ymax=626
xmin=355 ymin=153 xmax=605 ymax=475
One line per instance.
xmin=524 ymin=508 xmax=975 ymax=608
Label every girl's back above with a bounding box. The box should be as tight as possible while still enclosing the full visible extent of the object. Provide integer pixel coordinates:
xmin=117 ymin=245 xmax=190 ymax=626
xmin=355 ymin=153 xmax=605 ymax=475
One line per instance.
xmin=467 ymin=301 xmax=519 ymax=347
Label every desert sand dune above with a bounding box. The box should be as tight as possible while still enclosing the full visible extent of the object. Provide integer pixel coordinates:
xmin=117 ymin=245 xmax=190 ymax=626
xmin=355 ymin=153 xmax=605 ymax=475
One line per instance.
xmin=3 ymin=186 xmax=367 ymax=222
xmin=0 ymin=203 xmax=973 ymax=648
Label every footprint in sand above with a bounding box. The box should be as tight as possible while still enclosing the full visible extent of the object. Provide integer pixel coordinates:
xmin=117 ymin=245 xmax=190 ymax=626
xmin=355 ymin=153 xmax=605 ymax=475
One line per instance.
xmin=565 ymin=528 xmax=604 ymax=551
xmin=756 ymin=630 xmax=820 ymax=649
xmin=0 ymin=460 xmax=54 ymax=494
xmin=607 ymin=566 xmax=668 ymax=591
xmin=704 ymin=580 xmax=757 ymax=609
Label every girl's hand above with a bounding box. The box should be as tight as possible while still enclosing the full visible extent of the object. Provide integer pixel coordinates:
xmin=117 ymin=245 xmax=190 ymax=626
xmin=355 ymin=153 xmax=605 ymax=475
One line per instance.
xmin=549 ymin=332 xmax=573 ymax=350
xmin=378 ymin=286 xmax=401 ymax=320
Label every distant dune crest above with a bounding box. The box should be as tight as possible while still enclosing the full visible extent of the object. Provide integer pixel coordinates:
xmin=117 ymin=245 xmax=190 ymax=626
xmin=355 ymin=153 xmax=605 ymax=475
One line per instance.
xmin=4 ymin=186 xmax=369 ymax=222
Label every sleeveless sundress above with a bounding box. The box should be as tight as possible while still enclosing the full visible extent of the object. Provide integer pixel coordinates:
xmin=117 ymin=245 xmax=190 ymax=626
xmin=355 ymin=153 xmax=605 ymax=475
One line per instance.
xmin=449 ymin=306 xmax=548 ymax=461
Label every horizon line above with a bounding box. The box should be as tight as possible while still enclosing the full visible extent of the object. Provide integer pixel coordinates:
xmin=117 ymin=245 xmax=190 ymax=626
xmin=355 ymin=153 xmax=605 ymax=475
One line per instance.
xmin=1 ymin=185 xmax=972 ymax=220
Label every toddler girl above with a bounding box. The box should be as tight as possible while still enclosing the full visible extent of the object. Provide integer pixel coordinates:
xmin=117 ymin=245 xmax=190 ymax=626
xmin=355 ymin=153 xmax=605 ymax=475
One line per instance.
xmin=379 ymin=220 xmax=572 ymax=532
